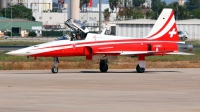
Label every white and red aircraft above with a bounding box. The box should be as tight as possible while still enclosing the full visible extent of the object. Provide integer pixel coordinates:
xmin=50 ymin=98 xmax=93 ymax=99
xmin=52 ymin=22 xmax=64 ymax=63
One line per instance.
xmin=7 ymin=9 xmax=193 ymax=73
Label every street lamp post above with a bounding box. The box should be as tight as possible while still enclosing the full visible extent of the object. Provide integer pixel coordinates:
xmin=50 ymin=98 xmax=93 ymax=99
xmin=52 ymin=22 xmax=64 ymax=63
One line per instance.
xmin=99 ymin=0 xmax=102 ymax=34
xmin=4 ymin=0 xmax=6 ymax=18
xmin=11 ymin=0 xmax=12 ymax=38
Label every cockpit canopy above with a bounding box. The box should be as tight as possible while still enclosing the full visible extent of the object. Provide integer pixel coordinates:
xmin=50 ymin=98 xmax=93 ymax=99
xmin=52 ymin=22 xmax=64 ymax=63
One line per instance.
xmin=65 ymin=18 xmax=89 ymax=34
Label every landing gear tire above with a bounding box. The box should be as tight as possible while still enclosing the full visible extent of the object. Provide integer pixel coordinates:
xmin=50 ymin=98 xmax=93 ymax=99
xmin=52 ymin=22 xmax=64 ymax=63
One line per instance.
xmin=136 ymin=64 xmax=145 ymax=73
xmin=51 ymin=57 xmax=59 ymax=73
xmin=99 ymin=60 xmax=108 ymax=72
xmin=51 ymin=66 xmax=58 ymax=73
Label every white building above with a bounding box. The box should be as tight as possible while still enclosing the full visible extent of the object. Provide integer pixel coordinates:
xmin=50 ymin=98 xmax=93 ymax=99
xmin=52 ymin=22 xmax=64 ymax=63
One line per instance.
xmin=34 ymin=12 xmax=67 ymax=29
xmin=118 ymin=0 xmax=151 ymax=8
xmin=34 ymin=11 xmax=117 ymax=29
xmin=27 ymin=0 xmax=52 ymax=12
xmin=116 ymin=19 xmax=200 ymax=40
xmin=143 ymin=0 xmax=151 ymax=8
xmin=8 ymin=0 xmax=27 ymax=5
xmin=178 ymin=0 xmax=185 ymax=5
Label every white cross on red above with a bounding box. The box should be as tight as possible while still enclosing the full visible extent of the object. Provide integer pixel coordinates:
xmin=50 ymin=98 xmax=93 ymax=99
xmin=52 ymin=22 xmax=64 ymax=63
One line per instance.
xmin=169 ymin=28 xmax=177 ymax=38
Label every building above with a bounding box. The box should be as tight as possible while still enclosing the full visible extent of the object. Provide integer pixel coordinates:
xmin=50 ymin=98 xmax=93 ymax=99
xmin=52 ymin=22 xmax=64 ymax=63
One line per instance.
xmin=87 ymin=4 xmax=113 ymax=12
xmin=116 ymin=19 xmax=155 ymax=38
xmin=33 ymin=11 xmax=116 ymax=29
xmin=143 ymin=0 xmax=151 ymax=8
xmin=178 ymin=0 xmax=185 ymax=6
xmin=0 ymin=0 xmax=7 ymax=9
xmin=34 ymin=12 xmax=67 ymax=29
xmin=0 ymin=17 xmax=42 ymax=37
xmin=6 ymin=0 xmax=27 ymax=6
xmin=118 ymin=0 xmax=151 ymax=8
xmin=118 ymin=0 xmax=133 ymax=8
xmin=116 ymin=19 xmax=200 ymax=40
xmin=27 ymin=0 xmax=52 ymax=13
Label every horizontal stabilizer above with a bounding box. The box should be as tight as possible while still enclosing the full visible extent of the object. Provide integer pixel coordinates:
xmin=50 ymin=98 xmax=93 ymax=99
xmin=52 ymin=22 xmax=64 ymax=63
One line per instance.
xmin=166 ymin=52 xmax=195 ymax=55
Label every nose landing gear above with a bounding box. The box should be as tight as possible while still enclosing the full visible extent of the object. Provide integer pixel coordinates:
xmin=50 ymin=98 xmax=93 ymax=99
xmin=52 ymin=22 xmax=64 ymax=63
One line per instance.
xmin=51 ymin=57 xmax=59 ymax=73
xmin=99 ymin=59 xmax=108 ymax=72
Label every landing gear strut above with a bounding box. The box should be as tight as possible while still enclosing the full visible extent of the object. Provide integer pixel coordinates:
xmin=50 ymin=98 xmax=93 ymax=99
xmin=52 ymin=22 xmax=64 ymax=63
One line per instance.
xmin=136 ymin=56 xmax=146 ymax=73
xmin=51 ymin=57 xmax=59 ymax=73
xmin=99 ymin=59 xmax=108 ymax=72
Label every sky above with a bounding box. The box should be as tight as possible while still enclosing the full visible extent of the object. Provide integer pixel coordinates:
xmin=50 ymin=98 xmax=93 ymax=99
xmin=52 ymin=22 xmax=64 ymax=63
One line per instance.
xmin=53 ymin=0 xmax=178 ymax=5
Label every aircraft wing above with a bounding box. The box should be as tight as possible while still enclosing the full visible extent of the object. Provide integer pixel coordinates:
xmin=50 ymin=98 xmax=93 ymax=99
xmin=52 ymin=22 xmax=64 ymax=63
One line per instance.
xmin=95 ymin=51 xmax=153 ymax=56
xmin=95 ymin=51 xmax=194 ymax=56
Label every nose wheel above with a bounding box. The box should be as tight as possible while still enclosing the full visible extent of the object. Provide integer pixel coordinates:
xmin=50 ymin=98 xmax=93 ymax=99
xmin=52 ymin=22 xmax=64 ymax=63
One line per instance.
xmin=99 ymin=59 xmax=108 ymax=72
xmin=52 ymin=57 xmax=59 ymax=73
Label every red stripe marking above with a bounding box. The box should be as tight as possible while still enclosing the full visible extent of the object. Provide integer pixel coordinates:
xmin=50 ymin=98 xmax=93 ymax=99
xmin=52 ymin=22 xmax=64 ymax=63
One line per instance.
xmin=147 ymin=10 xmax=174 ymax=38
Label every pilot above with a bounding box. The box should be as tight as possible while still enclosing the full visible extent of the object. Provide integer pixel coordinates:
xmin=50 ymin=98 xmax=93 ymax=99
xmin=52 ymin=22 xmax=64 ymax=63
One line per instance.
xmin=77 ymin=34 xmax=81 ymax=40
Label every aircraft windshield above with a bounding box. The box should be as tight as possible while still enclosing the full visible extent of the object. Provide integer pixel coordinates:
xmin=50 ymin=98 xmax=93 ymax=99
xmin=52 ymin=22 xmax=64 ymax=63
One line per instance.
xmin=73 ymin=19 xmax=86 ymax=30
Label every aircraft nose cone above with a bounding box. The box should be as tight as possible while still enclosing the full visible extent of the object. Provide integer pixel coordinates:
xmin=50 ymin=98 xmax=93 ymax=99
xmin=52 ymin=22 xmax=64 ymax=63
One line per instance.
xmin=6 ymin=50 xmax=27 ymax=56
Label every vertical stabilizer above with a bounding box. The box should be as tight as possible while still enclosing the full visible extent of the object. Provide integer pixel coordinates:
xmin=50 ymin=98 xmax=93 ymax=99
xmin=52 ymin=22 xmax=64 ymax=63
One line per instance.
xmin=146 ymin=9 xmax=179 ymax=41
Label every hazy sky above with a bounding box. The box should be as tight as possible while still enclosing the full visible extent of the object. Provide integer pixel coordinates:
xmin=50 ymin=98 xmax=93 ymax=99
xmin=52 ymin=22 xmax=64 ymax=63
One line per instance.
xmin=53 ymin=0 xmax=178 ymax=5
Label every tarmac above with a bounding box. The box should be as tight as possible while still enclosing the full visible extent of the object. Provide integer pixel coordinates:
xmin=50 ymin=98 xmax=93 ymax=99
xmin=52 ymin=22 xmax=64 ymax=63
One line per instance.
xmin=0 ymin=68 xmax=200 ymax=112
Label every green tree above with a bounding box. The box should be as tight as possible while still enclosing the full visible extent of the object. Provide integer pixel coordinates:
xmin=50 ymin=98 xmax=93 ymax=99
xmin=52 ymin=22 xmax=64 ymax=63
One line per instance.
xmin=0 ymin=12 xmax=3 ymax=17
xmin=124 ymin=8 xmax=133 ymax=19
xmin=103 ymin=8 xmax=111 ymax=21
xmin=132 ymin=8 xmax=144 ymax=19
xmin=28 ymin=31 xmax=37 ymax=37
xmin=146 ymin=10 xmax=157 ymax=19
xmin=151 ymin=0 xmax=166 ymax=19
xmin=0 ymin=5 xmax=32 ymax=20
xmin=185 ymin=0 xmax=200 ymax=10
xmin=168 ymin=2 xmax=189 ymax=20
xmin=190 ymin=8 xmax=200 ymax=18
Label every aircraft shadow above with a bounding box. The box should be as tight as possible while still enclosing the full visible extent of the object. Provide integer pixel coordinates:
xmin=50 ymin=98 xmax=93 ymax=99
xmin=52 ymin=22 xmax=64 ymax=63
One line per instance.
xmin=80 ymin=70 xmax=179 ymax=74
xmin=13 ymin=70 xmax=179 ymax=74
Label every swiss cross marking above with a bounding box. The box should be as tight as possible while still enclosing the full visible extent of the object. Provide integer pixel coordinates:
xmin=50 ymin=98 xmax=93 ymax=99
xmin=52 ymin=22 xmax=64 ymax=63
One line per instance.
xmin=169 ymin=28 xmax=177 ymax=38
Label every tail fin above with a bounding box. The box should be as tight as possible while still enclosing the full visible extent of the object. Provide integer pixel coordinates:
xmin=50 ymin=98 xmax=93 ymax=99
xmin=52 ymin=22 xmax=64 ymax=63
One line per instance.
xmin=146 ymin=9 xmax=179 ymax=41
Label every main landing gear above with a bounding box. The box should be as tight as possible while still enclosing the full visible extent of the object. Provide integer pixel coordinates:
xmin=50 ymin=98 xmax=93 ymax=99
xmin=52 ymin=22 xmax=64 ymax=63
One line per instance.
xmin=136 ymin=64 xmax=145 ymax=73
xmin=50 ymin=56 xmax=146 ymax=73
xmin=51 ymin=57 xmax=59 ymax=73
xmin=136 ymin=56 xmax=146 ymax=73
xmin=99 ymin=59 xmax=108 ymax=72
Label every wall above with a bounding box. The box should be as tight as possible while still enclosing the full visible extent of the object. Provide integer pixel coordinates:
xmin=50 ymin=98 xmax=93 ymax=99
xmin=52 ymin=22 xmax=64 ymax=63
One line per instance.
xmin=80 ymin=12 xmax=117 ymax=22
xmin=177 ymin=24 xmax=200 ymax=40
xmin=116 ymin=24 xmax=153 ymax=38
xmin=116 ymin=20 xmax=200 ymax=40
xmin=34 ymin=12 xmax=67 ymax=29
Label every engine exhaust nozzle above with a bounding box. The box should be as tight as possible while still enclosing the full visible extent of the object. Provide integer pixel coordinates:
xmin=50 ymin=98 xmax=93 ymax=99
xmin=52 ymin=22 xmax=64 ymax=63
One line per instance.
xmin=178 ymin=43 xmax=193 ymax=52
